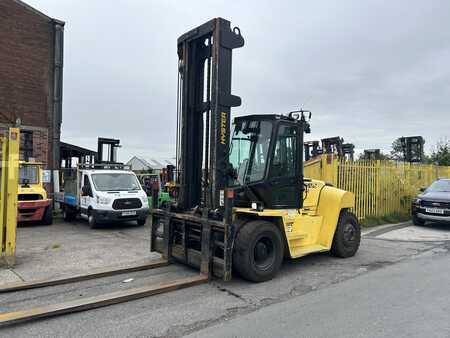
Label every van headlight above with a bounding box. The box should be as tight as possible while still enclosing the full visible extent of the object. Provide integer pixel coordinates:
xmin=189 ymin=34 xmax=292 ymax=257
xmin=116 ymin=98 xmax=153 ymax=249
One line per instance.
xmin=141 ymin=196 xmax=149 ymax=205
xmin=96 ymin=196 xmax=111 ymax=205
xmin=413 ymin=198 xmax=421 ymax=205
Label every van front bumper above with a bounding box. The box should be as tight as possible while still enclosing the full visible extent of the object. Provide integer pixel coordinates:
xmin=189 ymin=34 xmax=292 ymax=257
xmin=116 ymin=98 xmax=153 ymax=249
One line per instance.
xmin=92 ymin=208 xmax=150 ymax=223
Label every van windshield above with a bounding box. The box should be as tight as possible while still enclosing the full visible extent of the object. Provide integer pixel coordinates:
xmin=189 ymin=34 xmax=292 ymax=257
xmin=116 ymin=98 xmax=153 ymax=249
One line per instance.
xmin=91 ymin=173 xmax=141 ymax=191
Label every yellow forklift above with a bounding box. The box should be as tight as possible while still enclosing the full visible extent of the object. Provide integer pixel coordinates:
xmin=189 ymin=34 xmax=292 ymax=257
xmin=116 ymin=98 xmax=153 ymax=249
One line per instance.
xmin=0 ymin=19 xmax=360 ymax=325
xmin=17 ymin=161 xmax=52 ymax=225
xmin=150 ymin=17 xmax=360 ymax=282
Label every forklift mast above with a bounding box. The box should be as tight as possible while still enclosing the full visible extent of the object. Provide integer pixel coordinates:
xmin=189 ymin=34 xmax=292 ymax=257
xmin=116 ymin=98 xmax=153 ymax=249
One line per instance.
xmin=321 ymin=136 xmax=344 ymax=157
xmin=176 ymin=18 xmax=244 ymax=212
xmin=342 ymin=143 xmax=355 ymax=161
xmin=304 ymin=140 xmax=321 ymax=161
xmin=400 ymin=136 xmax=425 ymax=163
xmin=363 ymin=149 xmax=381 ymax=160
xmin=97 ymin=138 xmax=121 ymax=163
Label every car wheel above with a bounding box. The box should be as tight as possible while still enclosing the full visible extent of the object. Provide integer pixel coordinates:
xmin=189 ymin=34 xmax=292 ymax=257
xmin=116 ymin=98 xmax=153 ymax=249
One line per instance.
xmin=412 ymin=214 xmax=425 ymax=226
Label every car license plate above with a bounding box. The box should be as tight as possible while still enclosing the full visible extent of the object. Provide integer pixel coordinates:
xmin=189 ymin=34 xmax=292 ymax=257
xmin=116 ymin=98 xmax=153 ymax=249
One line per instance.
xmin=122 ymin=211 xmax=137 ymax=216
xmin=425 ymin=208 xmax=444 ymax=215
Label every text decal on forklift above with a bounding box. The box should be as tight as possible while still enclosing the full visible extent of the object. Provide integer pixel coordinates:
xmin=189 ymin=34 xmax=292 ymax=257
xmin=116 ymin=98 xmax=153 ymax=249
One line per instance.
xmin=220 ymin=112 xmax=227 ymax=145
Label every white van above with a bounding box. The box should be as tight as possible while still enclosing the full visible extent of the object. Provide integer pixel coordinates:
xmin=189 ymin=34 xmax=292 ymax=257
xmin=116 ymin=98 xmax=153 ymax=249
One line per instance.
xmin=57 ymin=164 xmax=150 ymax=228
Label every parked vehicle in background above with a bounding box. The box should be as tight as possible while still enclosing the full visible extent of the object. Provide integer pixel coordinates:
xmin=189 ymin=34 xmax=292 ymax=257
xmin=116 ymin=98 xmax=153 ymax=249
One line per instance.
xmin=411 ymin=178 xmax=450 ymax=225
xmin=56 ymin=163 xmax=150 ymax=228
xmin=17 ymin=161 xmax=52 ymax=225
xmin=137 ymin=173 xmax=171 ymax=208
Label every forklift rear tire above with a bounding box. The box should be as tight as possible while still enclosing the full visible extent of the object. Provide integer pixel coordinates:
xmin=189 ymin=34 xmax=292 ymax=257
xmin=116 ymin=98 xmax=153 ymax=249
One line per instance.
xmin=42 ymin=205 xmax=53 ymax=225
xmin=233 ymin=220 xmax=283 ymax=282
xmin=137 ymin=218 xmax=146 ymax=226
xmin=330 ymin=211 xmax=360 ymax=258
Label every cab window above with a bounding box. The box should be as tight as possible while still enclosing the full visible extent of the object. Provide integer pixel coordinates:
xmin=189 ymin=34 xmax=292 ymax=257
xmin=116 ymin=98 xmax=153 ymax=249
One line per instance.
xmin=270 ymin=125 xmax=297 ymax=178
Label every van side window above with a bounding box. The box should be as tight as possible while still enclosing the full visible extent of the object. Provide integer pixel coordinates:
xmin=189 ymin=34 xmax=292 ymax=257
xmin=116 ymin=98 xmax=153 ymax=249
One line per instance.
xmin=83 ymin=175 xmax=93 ymax=197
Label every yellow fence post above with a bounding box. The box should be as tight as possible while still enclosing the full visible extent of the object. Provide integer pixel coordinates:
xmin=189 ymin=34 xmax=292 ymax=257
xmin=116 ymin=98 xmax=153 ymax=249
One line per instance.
xmin=1 ymin=128 xmax=20 ymax=267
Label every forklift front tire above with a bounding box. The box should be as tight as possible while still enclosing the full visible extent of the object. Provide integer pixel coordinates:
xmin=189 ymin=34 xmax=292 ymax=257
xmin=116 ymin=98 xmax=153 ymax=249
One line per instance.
xmin=233 ymin=220 xmax=283 ymax=282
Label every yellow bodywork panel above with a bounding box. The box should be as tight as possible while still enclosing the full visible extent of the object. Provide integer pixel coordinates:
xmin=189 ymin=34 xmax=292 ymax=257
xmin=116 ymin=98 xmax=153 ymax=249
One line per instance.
xmin=234 ymin=179 xmax=355 ymax=259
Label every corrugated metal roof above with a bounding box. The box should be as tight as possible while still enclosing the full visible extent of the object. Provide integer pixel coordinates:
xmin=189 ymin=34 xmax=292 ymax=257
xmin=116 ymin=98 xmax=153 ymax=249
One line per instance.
xmin=126 ymin=156 xmax=175 ymax=170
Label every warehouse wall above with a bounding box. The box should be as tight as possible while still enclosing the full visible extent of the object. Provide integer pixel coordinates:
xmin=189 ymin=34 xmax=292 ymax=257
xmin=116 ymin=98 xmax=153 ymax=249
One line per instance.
xmin=0 ymin=0 xmax=64 ymax=191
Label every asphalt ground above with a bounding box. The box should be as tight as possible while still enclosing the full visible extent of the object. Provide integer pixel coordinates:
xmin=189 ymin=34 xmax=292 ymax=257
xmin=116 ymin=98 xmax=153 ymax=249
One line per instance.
xmin=0 ymin=218 xmax=449 ymax=337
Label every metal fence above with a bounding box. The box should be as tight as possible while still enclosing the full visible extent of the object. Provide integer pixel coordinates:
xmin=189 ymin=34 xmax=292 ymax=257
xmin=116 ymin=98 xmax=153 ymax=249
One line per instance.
xmin=304 ymin=155 xmax=450 ymax=220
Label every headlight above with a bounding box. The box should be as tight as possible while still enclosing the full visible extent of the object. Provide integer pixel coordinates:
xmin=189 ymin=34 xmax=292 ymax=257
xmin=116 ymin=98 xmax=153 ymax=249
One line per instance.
xmin=96 ymin=196 xmax=111 ymax=205
xmin=141 ymin=196 xmax=149 ymax=205
xmin=413 ymin=198 xmax=421 ymax=205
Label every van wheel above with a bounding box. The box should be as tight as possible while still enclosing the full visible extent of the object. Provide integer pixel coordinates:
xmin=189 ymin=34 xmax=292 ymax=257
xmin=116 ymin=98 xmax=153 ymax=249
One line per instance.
xmin=233 ymin=220 xmax=283 ymax=282
xmin=63 ymin=207 xmax=76 ymax=222
xmin=330 ymin=211 xmax=361 ymax=258
xmin=42 ymin=205 xmax=53 ymax=225
xmin=88 ymin=213 xmax=97 ymax=229
xmin=137 ymin=218 xmax=146 ymax=226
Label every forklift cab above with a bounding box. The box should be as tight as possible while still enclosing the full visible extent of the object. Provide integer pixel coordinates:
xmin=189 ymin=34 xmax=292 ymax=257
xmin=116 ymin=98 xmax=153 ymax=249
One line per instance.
xmin=229 ymin=113 xmax=310 ymax=210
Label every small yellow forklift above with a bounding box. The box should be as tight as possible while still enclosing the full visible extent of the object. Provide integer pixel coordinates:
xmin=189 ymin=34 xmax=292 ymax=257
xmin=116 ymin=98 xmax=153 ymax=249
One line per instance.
xmin=17 ymin=161 xmax=52 ymax=225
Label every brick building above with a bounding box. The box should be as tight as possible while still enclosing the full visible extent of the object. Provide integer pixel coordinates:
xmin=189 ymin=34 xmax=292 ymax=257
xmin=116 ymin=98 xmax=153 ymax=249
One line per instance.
xmin=0 ymin=0 xmax=64 ymax=190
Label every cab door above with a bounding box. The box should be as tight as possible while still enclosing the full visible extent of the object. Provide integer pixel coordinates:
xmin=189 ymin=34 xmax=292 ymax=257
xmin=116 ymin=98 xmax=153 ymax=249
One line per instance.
xmin=267 ymin=123 xmax=301 ymax=209
xmin=80 ymin=174 xmax=93 ymax=213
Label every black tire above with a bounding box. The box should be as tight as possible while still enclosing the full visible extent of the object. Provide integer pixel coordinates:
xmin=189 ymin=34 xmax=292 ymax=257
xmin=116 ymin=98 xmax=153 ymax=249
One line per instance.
xmin=137 ymin=218 xmax=146 ymax=226
xmin=233 ymin=220 xmax=283 ymax=282
xmin=63 ymin=207 xmax=76 ymax=222
xmin=42 ymin=205 xmax=53 ymax=225
xmin=330 ymin=211 xmax=361 ymax=258
xmin=88 ymin=212 xmax=97 ymax=229
xmin=412 ymin=214 xmax=425 ymax=226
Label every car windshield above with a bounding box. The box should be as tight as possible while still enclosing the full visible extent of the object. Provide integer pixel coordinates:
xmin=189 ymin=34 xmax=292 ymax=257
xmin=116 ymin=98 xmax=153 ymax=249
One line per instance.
xmin=19 ymin=164 xmax=39 ymax=185
xmin=91 ymin=173 xmax=141 ymax=191
xmin=229 ymin=120 xmax=272 ymax=185
xmin=427 ymin=180 xmax=450 ymax=193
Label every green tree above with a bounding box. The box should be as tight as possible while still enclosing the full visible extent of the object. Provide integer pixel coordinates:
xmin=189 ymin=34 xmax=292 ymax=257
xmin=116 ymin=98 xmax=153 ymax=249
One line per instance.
xmin=429 ymin=140 xmax=450 ymax=166
xmin=389 ymin=138 xmax=404 ymax=161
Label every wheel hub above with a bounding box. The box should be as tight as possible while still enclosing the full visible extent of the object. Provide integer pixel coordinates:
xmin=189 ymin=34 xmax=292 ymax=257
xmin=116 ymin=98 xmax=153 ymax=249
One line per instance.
xmin=343 ymin=223 xmax=356 ymax=243
xmin=253 ymin=237 xmax=275 ymax=269
xmin=255 ymin=242 xmax=269 ymax=261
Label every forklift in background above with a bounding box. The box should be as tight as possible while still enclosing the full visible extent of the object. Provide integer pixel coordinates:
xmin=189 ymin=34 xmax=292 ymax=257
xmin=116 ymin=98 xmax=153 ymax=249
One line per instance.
xmin=400 ymin=136 xmax=425 ymax=163
xmin=304 ymin=140 xmax=322 ymax=161
xmin=17 ymin=130 xmax=52 ymax=225
xmin=151 ymin=17 xmax=360 ymax=282
xmin=363 ymin=149 xmax=382 ymax=160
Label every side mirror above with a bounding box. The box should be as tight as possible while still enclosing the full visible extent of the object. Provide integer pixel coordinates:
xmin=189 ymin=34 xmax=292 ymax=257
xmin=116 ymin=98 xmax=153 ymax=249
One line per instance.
xmin=419 ymin=187 xmax=426 ymax=193
xmin=81 ymin=185 xmax=90 ymax=196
